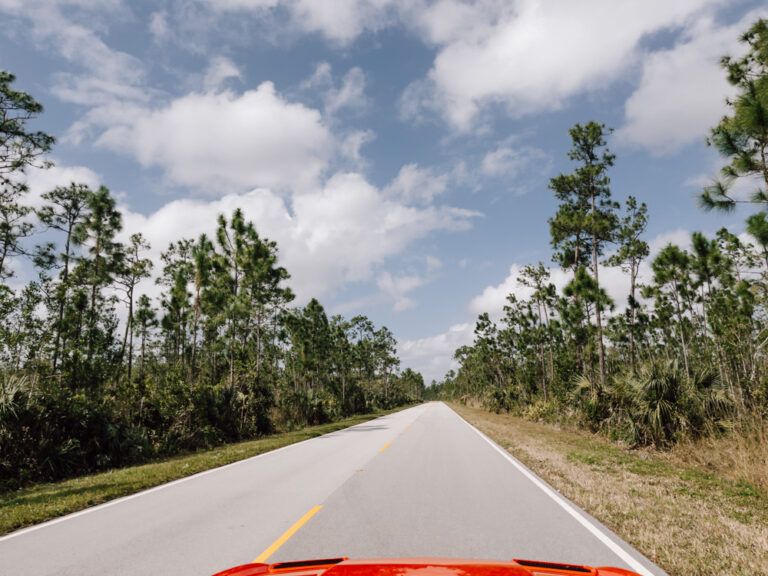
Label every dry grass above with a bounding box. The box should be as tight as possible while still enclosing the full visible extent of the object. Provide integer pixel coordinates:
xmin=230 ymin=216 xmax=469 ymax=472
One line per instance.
xmin=663 ymin=417 xmax=768 ymax=492
xmin=452 ymin=402 xmax=768 ymax=576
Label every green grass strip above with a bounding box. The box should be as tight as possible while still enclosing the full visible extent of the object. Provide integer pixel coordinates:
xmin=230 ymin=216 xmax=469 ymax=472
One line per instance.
xmin=0 ymin=408 xmax=405 ymax=536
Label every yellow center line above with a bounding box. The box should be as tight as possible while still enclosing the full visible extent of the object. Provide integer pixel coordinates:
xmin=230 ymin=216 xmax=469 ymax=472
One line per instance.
xmin=253 ymin=505 xmax=323 ymax=563
xmin=380 ymin=441 xmax=392 ymax=451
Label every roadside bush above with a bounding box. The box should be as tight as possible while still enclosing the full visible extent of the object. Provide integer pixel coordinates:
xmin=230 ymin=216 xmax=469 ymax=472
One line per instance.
xmin=521 ymin=398 xmax=562 ymax=423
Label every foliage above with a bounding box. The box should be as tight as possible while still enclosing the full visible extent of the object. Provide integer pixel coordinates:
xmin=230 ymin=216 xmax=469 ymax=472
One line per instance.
xmin=435 ymin=23 xmax=768 ymax=445
xmin=0 ymin=71 xmax=423 ymax=490
xmin=0 ymin=70 xmax=54 ymax=181
xmin=700 ymin=18 xmax=768 ymax=212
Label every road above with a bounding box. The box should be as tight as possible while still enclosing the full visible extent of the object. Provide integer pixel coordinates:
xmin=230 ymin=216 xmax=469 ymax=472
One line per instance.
xmin=0 ymin=402 xmax=666 ymax=576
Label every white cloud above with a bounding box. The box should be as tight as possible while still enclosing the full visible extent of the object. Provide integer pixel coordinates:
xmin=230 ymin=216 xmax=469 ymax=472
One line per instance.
xmin=0 ymin=0 xmax=154 ymax=150
xmin=410 ymin=0 xmax=490 ymax=46
xmin=301 ymin=61 xmax=334 ymax=89
xmin=377 ymin=272 xmax=425 ymax=311
xmin=425 ymin=255 xmax=442 ymax=273
xmin=326 ymin=67 xmax=368 ymax=115
xmin=96 ymin=82 xmax=331 ymax=193
xmin=0 ymin=1 xmax=144 ymax=106
xmin=401 ymin=0 xmax=727 ymax=130
xmin=120 ymin=170 xmax=478 ymax=303
xmin=384 ymin=163 xmax=449 ymax=205
xmin=202 ymin=0 xmax=279 ymax=10
xmin=481 ymin=144 xmax=550 ymax=180
xmin=398 ymin=322 xmax=474 ymax=384
xmin=199 ymin=0 xmax=402 ymax=45
xmin=469 ymin=263 xmax=638 ymax=323
xmin=287 ymin=0 xmax=401 ymax=45
xmin=290 ymin=171 xmax=476 ymax=284
xmin=375 ymin=255 xmax=442 ymax=311
xmin=302 ymin=63 xmax=369 ymax=117
xmin=616 ymin=11 xmax=768 ymax=154
xmin=22 ymin=162 xmax=102 ymax=209
xmin=340 ymin=130 xmax=375 ymax=167
xmin=149 ymin=11 xmax=170 ymax=42
xmin=648 ymin=228 xmax=693 ymax=255
xmin=203 ymin=56 xmax=242 ymax=92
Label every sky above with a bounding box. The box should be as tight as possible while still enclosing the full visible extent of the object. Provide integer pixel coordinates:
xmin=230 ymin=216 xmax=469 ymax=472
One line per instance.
xmin=1 ymin=0 xmax=766 ymax=383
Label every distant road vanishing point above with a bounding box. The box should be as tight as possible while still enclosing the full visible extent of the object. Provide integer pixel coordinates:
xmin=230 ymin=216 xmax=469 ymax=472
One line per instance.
xmin=0 ymin=402 xmax=666 ymax=576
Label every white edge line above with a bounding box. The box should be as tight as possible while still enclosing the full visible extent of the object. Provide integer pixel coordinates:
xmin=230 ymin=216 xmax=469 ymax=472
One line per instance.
xmin=446 ymin=404 xmax=656 ymax=576
xmin=0 ymin=408 xmax=420 ymax=544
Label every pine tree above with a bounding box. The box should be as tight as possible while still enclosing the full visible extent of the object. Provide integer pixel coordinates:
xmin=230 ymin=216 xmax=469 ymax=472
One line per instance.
xmin=549 ymin=122 xmax=618 ymax=386
xmin=0 ymin=70 xmax=54 ymax=181
xmin=37 ymin=183 xmax=92 ymax=371
xmin=701 ymin=19 xmax=768 ymax=212
xmin=116 ymin=233 xmax=152 ymax=382
xmin=78 ymin=186 xmax=123 ymax=364
xmin=605 ymin=196 xmax=649 ymax=371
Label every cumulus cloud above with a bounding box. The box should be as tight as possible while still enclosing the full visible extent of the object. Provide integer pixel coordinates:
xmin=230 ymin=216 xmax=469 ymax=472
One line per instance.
xmin=118 ymin=170 xmax=477 ymax=303
xmin=96 ymin=82 xmax=331 ymax=193
xmin=468 ymin=263 xmax=633 ymax=323
xmin=402 ymin=0 xmax=726 ymax=131
xmin=616 ymin=10 xmax=768 ymax=154
xmin=398 ymin=322 xmax=474 ymax=384
xmin=22 ymin=162 xmax=103 ymax=209
xmin=281 ymin=0 xmax=403 ymax=45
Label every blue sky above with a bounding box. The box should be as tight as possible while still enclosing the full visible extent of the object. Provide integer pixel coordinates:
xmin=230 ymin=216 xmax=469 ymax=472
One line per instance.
xmin=1 ymin=0 xmax=766 ymax=382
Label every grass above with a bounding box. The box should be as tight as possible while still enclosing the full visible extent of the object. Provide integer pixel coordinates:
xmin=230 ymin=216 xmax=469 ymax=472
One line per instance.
xmin=451 ymin=402 xmax=768 ymax=576
xmin=0 ymin=408 xmax=404 ymax=536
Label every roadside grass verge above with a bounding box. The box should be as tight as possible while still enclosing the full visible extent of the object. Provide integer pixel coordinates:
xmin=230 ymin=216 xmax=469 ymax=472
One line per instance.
xmin=0 ymin=408 xmax=405 ymax=536
xmin=451 ymin=403 xmax=768 ymax=576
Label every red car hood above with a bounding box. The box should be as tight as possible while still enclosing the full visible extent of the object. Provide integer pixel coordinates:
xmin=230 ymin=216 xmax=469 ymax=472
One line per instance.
xmin=212 ymin=557 xmax=640 ymax=576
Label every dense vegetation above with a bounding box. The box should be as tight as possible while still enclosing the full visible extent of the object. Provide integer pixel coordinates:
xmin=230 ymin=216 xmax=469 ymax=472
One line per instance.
xmin=429 ymin=20 xmax=768 ymax=448
xmin=0 ymin=71 xmax=424 ymax=491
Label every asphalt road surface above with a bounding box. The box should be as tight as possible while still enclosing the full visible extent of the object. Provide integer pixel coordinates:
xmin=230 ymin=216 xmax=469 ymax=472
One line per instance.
xmin=0 ymin=402 xmax=667 ymax=576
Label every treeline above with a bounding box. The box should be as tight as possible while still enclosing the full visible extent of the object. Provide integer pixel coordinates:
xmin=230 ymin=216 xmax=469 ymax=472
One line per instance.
xmin=0 ymin=71 xmax=424 ymax=490
xmin=430 ymin=20 xmax=768 ymax=448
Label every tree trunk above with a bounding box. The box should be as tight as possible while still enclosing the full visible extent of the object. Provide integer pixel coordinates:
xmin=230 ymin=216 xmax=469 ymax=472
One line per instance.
xmin=536 ymin=299 xmax=547 ymax=400
xmin=591 ymin=191 xmax=606 ymax=387
xmin=52 ymin=224 xmax=74 ymax=371
xmin=87 ymin=239 xmax=102 ymax=363
xmin=191 ymin=284 xmax=200 ymax=378
xmin=127 ymin=289 xmax=134 ymax=382
xmin=628 ymin=261 xmax=638 ymax=373
xmin=542 ymin=302 xmax=555 ymax=383
xmin=255 ymin=306 xmax=262 ymax=386
xmin=140 ymin=327 xmax=146 ymax=375
xmin=671 ymin=284 xmax=690 ymax=378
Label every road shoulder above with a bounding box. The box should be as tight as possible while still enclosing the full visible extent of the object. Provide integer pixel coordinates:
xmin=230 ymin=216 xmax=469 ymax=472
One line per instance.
xmin=451 ymin=402 xmax=768 ymax=576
